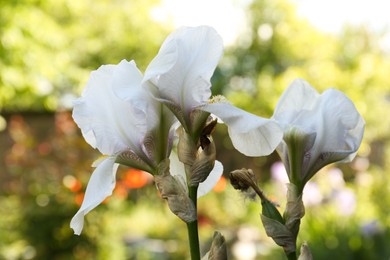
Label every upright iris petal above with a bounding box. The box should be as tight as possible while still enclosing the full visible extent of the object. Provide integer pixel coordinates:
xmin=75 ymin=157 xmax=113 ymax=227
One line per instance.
xmin=272 ymin=79 xmax=365 ymax=188
xmin=143 ymin=26 xmax=283 ymax=156
xmin=71 ymin=59 xmax=175 ymax=234
xmin=143 ymin=26 xmax=223 ymax=132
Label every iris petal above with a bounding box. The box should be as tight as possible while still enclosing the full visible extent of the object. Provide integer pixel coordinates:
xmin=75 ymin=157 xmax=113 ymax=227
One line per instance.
xmin=70 ymin=157 xmax=118 ymax=235
xmin=273 ymin=79 xmax=365 ymax=184
xmin=198 ymin=161 xmax=224 ymax=198
xmin=144 ymin=26 xmax=224 ymax=117
xmin=203 ymin=103 xmax=283 ymax=156
xmin=72 ymin=60 xmax=147 ymax=156
xmin=273 ymin=78 xmax=319 ymax=121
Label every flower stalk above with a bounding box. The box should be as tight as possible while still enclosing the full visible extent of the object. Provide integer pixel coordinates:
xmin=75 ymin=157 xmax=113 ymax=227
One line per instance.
xmin=178 ymin=119 xmax=218 ymax=260
xmin=187 ymin=185 xmax=201 ymax=260
xmin=230 ymin=169 xmax=306 ymax=259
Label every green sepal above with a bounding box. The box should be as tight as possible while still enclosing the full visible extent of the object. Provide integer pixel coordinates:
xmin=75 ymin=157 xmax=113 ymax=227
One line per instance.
xmin=261 ymin=199 xmax=285 ymax=225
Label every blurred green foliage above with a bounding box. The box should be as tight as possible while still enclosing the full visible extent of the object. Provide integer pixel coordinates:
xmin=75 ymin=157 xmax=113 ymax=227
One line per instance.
xmin=0 ymin=0 xmax=167 ymax=112
xmin=1 ymin=0 xmax=390 ymax=259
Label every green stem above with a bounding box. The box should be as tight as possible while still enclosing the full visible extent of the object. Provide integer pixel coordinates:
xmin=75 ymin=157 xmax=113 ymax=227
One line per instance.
xmin=187 ymin=185 xmax=200 ymax=260
xmin=284 ymin=186 xmax=303 ymax=260
xmin=286 ymin=251 xmax=297 ymax=260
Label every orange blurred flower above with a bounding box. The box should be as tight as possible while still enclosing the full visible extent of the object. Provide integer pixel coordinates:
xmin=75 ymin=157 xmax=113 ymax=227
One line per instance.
xmin=37 ymin=142 xmax=52 ymax=155
xmin=213 ymin=176 xmax=226 ymax=192
xmin=124 ymin=169 xmax=150 ymax=189
xmin=114 ymin=181 xmax=129 ymax=199
xmin=74 ymin=192 xmax=84 ymax=206
xmin=101 ymin=197 xmax=111 ymax=204
xmin=63 ymin=175 xmax=83 ymax=192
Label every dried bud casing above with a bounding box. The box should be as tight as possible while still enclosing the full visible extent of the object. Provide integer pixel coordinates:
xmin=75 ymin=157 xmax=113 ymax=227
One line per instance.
xmin=260 ymin=183 xmax=305 ymax=257
xmin=155 ymin=159 xmax=196 ymax=223
xmin=284 ymin=183 xmax=305 ymax=238
xmin=230 ymin=169 xmax=300 ymax=256
xmin=177 ymin=127 xmax=198 ymax=166
xmin=202 ymin=231 xmax=227 ymax=260
xmin=260 ymin=214 xmax=296 ymax=255
xmin=190 ymin=109 xmax=211 ymax=139
xmin=190 ymin=137 xmax=216 ymax=186
xmin=177 ymin=121 xmax=217 ymax=187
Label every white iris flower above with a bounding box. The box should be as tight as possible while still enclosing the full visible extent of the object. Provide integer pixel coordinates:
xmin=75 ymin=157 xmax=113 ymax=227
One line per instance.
xmin=272 ymin=79 xmax=365 ymax=190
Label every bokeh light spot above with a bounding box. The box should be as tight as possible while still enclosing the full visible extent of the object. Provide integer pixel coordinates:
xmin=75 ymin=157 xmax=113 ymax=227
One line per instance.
xmin=36 ymin=194 xmax=50 ymax=207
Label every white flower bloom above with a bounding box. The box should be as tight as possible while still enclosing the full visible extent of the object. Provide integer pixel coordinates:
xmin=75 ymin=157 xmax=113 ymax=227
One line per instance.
xmin=272 ymin=79 xmax=365 ymax=189
xmin=144 ymin=25 xmax=283 ymax=156
xmin=144 ymin=26 xmax=223 ymax=133
xmin=71 ymin=60 xmax=175 ymax=235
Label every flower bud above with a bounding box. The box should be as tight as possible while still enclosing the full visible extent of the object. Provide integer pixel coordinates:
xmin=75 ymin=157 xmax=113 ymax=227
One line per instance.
xmin=230 ymin=168 xmax=258 ymax=200
xmin=298 ymin=242 xmax=313 ymax=260
xmin=230 ymin=168 xmax=276 ymax=203
xmin=230 ymin=169 xmax=299 ymax=255
xmin=231 ymin=168 xmax=284 ymax=225
xmin=230 ymin=168 xmax=257 ymax=191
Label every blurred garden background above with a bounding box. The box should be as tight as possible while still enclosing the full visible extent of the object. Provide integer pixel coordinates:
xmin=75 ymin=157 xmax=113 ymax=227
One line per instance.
xmin=1 ymin=0 xmax=390 ymax=259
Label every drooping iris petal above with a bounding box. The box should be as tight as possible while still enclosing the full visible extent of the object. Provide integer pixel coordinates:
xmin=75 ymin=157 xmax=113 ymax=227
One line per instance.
xmin=203 ymin=102 xmax=283 ymax=156
xmin=143 ymin=26 xmax=224 ymax=124
xmin=198 ymin=161 xmax=223 ymax=198
xmin=72 ymin=60 xmax=148 ymax=156
xmin=70 ymin=157 xmax=118 ymax=235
